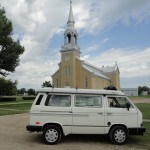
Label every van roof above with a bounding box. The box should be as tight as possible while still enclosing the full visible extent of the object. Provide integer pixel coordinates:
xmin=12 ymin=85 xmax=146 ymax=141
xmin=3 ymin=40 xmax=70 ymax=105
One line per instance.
xmin=38 ymin=88 xmax=125 ymax=96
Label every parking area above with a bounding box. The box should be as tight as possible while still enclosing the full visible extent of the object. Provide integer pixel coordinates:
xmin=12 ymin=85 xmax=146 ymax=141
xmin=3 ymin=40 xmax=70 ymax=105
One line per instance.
xmin=0 ymin=113 xmax=148 ymax=150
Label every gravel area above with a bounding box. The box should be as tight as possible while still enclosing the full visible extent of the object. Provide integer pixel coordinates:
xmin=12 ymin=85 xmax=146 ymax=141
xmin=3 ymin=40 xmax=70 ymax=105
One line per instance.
xmin=0 ymin=113 xmax=148 ymax=150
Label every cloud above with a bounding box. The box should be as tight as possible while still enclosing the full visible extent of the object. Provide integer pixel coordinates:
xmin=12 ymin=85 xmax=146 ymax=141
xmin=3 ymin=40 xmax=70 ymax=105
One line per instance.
xmin=7 ymin=49 xmax=60 ymax=90
xmin=73 ymin=0 xmax=150 ymax=33
xmin=83 ymin=47 xmax=150 ymax=78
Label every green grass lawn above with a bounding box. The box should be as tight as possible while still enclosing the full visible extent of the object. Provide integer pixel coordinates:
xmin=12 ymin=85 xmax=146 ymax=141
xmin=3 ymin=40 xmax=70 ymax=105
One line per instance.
xmin=0 ymin=96 xmax=33 ymax=116
xmin=135 ymin=103 xmax=150 ymax=120
xmin=129 ymin=95 xmax=150 ymax=99
xmin=0 ymin=103 xmax=32 ymax=116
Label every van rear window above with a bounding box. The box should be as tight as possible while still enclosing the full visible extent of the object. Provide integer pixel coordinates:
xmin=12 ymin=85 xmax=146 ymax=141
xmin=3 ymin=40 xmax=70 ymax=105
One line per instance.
xmin=45 ymin=94 xmax=71 ymax=107
xmin=35 ymin=95 xmax=43 ymax=105
xmin=75 ymin=95 xmax=102 ymax=107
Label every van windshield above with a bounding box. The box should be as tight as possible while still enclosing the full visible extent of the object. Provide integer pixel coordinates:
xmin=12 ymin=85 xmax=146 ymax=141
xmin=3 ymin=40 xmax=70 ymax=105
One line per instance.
xmin=107 ymin=97 xmax=133 ymax=108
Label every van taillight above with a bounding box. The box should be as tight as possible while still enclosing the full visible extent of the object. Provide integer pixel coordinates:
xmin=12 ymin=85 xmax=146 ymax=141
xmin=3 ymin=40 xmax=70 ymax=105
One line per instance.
xmin=36 ymin=122 xmax=40 ymax=125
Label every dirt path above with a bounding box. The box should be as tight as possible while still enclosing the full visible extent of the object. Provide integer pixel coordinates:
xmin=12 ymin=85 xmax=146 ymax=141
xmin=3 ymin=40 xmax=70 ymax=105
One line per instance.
xmin=0 ymin=113 xmax=148 ymax=150
xmin=130 ymin=98 xmax=150 ymax=104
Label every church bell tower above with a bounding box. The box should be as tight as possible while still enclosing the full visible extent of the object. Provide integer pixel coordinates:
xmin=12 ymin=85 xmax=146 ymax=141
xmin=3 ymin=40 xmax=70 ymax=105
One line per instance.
xmin=61 ymin=0 xmax=80 ymax=53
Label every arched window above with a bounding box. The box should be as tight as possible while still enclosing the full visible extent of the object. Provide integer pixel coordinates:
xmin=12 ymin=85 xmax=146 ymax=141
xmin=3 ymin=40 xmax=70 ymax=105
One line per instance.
xmin=67 ymin=34 xmax=71 ymax=43
xmin=64 ymin=82 xmax=70 ymax=88
xmin=64 ymin=67 xmax=71 ymax=77
xmin=85 ymin=77 xmax=88 ymax=88
xmin=74 ymin=34 xmax=77 ymax=44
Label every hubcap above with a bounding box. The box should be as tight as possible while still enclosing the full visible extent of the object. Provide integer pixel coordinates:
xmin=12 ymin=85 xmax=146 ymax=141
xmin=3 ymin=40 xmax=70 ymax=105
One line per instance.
xmin=114 ymin=129 xmax=126 ymax=143
xmin=45 ymin=129 xmax=58 ymax=143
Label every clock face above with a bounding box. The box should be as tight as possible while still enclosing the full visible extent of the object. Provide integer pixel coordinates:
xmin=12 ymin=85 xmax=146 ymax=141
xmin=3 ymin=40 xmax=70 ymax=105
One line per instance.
xmin=65 ymin=56 xmax=70 ymax=61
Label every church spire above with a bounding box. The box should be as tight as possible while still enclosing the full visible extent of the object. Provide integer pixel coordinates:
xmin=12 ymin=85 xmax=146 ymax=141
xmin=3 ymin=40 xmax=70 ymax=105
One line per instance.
xmin=67 ymin=0 xmax=75 ymax=27
xmin=60 ymin=0 xmax=80 ymax=53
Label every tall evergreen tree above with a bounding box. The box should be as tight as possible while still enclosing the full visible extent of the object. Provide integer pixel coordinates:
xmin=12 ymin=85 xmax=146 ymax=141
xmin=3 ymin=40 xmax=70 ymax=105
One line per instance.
xmin=0 ymin=6 xmax=24 ymax=76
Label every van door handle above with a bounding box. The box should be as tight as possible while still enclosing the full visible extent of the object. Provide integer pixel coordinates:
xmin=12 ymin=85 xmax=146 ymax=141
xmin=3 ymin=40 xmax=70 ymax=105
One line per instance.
xmin=98 ymin=113 xmax=103 ymax=115
xmin=107 ymin=113 xmax=113 ymax=115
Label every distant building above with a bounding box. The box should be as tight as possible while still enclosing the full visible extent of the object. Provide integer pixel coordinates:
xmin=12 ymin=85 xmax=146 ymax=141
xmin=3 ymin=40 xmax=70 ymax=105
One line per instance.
xmin=122 ymin=88 xmax=138 ymax=96
xmin=52 ymin=1 xmax=120 ymax=90
xmin=141 ymin=91 xmax=148 ymax=96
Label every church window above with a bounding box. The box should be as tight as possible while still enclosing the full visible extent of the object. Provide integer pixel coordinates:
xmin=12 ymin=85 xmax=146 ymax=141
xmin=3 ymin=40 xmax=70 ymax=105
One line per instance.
xmin=85 ymin=77 xmax=88 ymax=88
xmin=74 ymin=34 xmax=77 ymax=44
xmin=64 ymin=82 xmax=70 ymax=87
xmin=64 ymin=66 xmax=71 ymax=77
xmin=67 ymin=34 xmax=71 ymax=43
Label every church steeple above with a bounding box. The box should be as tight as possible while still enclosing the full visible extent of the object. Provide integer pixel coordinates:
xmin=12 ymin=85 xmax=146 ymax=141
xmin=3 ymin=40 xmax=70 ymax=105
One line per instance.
xmin=67 ymin=0 xmax=75 ymax=27
xmin=61 ymin=0 xmax=80 ymax=53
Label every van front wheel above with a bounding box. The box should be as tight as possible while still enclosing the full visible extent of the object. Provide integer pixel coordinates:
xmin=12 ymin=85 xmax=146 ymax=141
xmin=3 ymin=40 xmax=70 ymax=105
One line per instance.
xmin=109 ymin=126 xmax=127 ymax=145
xmin=43 ymin=125 xmax=62 ymax=145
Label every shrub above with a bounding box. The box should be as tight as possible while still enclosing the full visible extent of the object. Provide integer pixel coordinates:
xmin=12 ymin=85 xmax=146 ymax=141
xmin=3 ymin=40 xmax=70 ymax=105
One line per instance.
xmin=22 ymin=96 xmax=36 ymax=100
xmin=0 ymin=96 xmax=16 ymax=102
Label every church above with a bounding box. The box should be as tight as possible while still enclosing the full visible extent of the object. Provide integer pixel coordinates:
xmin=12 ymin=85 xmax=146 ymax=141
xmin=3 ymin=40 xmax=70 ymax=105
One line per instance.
xmin=52 ymin=1 xmax=120 ymax=90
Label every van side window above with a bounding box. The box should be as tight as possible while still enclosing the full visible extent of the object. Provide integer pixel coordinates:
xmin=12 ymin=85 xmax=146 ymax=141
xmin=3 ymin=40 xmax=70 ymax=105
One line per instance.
xmin=45 ymin=95 xmax=71 ymax=107
xmin=75 ymin=95 xmax=102 ymax=107
xmin=108 ymin=97 xmax=133 ymax=108
xmin=35 ymin=95 xmax=43 ymax=105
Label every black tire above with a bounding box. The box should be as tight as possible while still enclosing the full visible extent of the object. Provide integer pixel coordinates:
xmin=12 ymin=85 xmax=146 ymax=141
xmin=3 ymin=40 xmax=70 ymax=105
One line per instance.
xmin=109 ymin=126 xmax=127 ymax=145
xmin=43 ymin=125 xmax=62 ymax=145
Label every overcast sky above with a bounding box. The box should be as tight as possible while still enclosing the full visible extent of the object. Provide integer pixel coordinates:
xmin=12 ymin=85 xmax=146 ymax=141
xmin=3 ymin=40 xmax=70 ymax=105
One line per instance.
xmin=0 ymin=0 xmax=150 ymax=90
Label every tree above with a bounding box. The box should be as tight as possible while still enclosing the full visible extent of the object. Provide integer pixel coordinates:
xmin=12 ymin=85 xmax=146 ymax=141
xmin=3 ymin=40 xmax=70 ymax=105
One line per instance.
xmin=27 ymin=89 xmax=36 ymax=95
xmin=19 ymin=88 xmax=26 ymax=95
xmin=0 ymin=6 xmax=24 ymax=77
xmin=41 ymin=81 xmax=52 ymax=88
xmin=0 ymin=77 xmax=17 ymax=95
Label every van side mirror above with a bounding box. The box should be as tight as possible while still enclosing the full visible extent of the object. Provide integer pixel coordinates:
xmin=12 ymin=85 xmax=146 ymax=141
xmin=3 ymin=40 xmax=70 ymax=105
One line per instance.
xmin=126 ymin=103 xmax=130 ymax=111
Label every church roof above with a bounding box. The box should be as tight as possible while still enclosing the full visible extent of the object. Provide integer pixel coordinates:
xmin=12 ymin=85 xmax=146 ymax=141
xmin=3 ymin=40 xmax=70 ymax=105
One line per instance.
xmin=100 ymin=63 xmax=119 ymax=73
xmin=81 ymin=61 xmax=110 ymax=80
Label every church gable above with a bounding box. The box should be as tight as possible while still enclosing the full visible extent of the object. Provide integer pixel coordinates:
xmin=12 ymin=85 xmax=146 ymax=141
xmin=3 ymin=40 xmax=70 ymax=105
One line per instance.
xmin=100 ymin=63 xmax=120 ymax=74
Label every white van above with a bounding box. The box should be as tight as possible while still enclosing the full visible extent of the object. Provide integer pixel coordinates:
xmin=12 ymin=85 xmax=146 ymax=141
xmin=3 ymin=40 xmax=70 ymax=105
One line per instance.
xmin=26 ymin=88 xmax=146 ymax=145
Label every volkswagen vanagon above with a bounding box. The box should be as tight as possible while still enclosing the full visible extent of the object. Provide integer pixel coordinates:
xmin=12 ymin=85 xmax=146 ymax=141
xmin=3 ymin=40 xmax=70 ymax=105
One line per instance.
xmin=26 ymin=88 xmax=146 ymax=145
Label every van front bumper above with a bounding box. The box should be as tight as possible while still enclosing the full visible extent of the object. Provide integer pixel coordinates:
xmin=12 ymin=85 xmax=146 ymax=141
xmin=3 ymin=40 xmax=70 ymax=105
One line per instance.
xmin=128 ymin=127 xmax=146 ymax=135
xmin=26 ymin=125 xmax=42 ymax=132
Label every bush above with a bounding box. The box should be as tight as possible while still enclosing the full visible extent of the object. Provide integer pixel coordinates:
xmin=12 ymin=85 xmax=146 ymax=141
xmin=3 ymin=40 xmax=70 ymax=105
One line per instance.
xmin=0 ymin=96 xmax=16 ymax=102
xmin=22 ymin=96 xmax=36 ymax=100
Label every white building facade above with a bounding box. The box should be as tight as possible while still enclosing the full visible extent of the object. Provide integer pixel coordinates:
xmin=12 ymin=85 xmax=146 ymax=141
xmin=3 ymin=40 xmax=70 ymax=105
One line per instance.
xmin=122 ymin=88 xmax=138 ymax=96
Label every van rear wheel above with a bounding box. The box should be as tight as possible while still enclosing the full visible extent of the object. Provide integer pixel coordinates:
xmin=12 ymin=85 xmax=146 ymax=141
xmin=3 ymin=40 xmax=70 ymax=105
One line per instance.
xmin=109 ymin=126 xmax=127 ymax=145
xmin=43 ymin=125 xmax=62 ymax=145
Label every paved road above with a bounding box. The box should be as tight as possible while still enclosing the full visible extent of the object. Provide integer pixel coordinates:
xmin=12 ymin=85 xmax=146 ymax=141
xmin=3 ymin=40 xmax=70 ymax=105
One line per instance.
xmin=0 ymin=113 xmax=148 ymax=150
